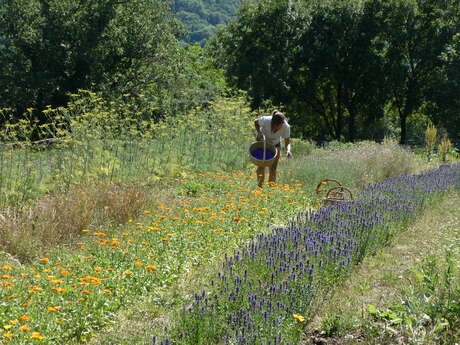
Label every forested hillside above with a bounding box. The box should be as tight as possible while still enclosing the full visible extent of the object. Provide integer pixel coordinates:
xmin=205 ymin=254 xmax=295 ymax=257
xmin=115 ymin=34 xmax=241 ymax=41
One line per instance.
xmin=172 ymin=0 xmax=240 ymax=45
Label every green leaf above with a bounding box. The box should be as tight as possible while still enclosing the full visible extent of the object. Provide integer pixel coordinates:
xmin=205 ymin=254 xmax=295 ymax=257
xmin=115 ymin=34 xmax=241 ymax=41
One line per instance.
xmin=367 ymin=304 xmax=378 ymax=315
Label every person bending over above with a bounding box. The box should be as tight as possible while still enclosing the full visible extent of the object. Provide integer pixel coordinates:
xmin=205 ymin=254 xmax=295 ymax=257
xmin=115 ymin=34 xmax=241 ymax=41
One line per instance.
xmin=254 ymin=110 xmax=292 ymax=187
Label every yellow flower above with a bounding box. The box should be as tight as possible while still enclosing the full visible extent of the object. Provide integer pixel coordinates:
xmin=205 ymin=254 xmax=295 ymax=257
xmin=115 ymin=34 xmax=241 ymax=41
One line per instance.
xmin=103 ymin=289 xmax=111 ymax=294
xmin=123 ymin=270 xmax=133 ymax=275
xmin=2 ymin=265 xmax=12 ymax=270
xmin=3 ymin=325 xmax=12 ymax=330
xmin=292 ymin=313 xmax=305 ymax=323
xmin=3 ymin=333 xmax=13 ymax=338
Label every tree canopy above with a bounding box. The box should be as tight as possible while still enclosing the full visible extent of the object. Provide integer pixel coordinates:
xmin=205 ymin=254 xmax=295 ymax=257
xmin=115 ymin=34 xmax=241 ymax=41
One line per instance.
xmin=212 ymin=0 xmax=460 ymax=144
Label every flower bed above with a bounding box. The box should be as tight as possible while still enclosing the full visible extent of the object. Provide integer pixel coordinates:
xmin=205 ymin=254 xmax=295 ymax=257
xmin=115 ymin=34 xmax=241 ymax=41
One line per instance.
xmin=158 ymin=163 xmax=460 ymax=345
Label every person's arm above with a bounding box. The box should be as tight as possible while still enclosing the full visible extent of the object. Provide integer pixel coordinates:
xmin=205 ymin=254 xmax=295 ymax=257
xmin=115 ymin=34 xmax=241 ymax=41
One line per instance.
xmin=284 ymin=137 xmax=293 ymax=158
xmin=254 ymin=119 xmax=263 ymax=140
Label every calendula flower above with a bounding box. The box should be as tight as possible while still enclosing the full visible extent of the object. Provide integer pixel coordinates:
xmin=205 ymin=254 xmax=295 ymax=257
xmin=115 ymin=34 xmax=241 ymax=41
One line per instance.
xmin=146 ymin=265 xmax=157 ymax=271
xmin=31 ymin=331 xmax=45 ymax=339
xmin=3 ymin=333 xmax=13 ymax=338
xmin=19 ymin=316 xmax=30 ymax=321
xmin=3 ymin=325 xmax=12 ymax=330
xmin=2 ymin=265 xmax=12 ymax=270
xmin=19 ymin=326 xmax=30 ymax=332
xmin=38 ymin=258 xmax=49 ymax=263
xmin=47 ymin=306 xmax=60 ymax=312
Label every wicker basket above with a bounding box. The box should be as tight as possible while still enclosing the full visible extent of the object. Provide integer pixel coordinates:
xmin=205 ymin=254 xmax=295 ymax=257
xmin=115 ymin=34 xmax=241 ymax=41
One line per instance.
xmin=249 ymin=141 xmax=278 ymax=168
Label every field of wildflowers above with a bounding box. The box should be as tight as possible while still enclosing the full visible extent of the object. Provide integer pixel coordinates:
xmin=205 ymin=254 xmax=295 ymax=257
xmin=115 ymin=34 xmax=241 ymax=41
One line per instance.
xmin=152 ymin=163 xmax=460 ymax=345
xmin=0 ymin=171 xmax=310 ymax=344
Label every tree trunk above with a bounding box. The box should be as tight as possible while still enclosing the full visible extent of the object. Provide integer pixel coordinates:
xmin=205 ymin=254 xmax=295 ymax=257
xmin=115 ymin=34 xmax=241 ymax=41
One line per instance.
xmin=399 ymin=112 xmax=407 ymax=145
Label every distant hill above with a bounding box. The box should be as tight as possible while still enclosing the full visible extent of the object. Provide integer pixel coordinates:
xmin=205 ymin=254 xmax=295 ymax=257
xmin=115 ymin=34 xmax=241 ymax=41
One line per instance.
xmin=172 ymin=0 xmax=240 ymax=45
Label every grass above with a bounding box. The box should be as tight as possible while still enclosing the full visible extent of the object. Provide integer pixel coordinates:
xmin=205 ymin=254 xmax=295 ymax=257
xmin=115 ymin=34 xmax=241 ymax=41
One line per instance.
xmin=304 ymin=192 xmax=460 ymax=345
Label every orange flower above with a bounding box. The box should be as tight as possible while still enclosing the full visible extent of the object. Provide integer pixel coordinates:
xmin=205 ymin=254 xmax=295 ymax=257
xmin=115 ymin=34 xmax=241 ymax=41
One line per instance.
xmin=47 ymin=306 xmax=60 ymax=312
xmin=60 ymin=270 xmax=70 ymax=275
xmin=146 ymin=265 xmax=157 ymax=271
xmin=19 ymin=326 xmax=30 ymax=332
xmin=134 ymin=261 xmax=143 ymax=266
xmin=161 ymin=238 xmax=169 ymax=242
xmin=31 ymin=332 xmax=45 ymax=339
xmin=93 ymin=232 xmax=106 ymax=237
xmin=81 ymin=229 xmax=90 ymax=233
xmin=2 ymin=265 xmax=12 ymax=270
xmin=38 ymin=258 xmax=49 ymax=263
xmin=55 ymin=320 xmax=62 ymax=324
xmin=19 ymin=316 xmax=30 ymax=321
xmin=51 ymin=287 xmax=66 ymax=293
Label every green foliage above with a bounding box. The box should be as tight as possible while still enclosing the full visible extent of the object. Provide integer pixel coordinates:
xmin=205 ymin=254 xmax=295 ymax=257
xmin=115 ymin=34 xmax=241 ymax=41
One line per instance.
xmin=365 ymin=254 xmax=460 ymax=345
xmin=173 ymin=0 xmax=240 ymax=45
xmin=0 ymin=0 xmax=176 ymax=114
xmin=0 ymin=93 xmax=252 ymax=206
xmin=213 ymin=0 xmax=460 ymax=144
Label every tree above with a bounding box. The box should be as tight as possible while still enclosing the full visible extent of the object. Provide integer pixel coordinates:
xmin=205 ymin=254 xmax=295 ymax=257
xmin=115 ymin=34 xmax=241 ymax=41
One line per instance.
xmin=380 ymin=0 xmax=457 ymax=144
xmin=0 ymin=0 xmax=179 ymax=119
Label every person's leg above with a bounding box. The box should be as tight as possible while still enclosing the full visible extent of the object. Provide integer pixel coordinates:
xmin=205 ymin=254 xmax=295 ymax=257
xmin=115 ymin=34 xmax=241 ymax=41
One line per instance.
xmin=268 ymin=145 xmax=281 ymax=185
xmin=257 ymin=166 xmax=265 ymax=187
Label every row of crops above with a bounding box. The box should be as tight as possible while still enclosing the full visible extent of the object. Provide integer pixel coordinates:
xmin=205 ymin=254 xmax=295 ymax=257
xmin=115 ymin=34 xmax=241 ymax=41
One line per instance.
xmin=155 ymin=163 xmax=460 ymax=345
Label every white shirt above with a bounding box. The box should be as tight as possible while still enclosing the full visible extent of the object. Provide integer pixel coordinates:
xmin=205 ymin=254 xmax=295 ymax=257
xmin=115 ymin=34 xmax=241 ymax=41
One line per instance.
xmin=257 ymin=116 xmax=291 ymax=145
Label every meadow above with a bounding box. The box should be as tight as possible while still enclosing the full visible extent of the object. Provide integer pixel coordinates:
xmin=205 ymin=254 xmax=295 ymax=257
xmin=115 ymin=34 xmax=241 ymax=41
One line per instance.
xmin=1 ymin=94 xmax=459 ymax=345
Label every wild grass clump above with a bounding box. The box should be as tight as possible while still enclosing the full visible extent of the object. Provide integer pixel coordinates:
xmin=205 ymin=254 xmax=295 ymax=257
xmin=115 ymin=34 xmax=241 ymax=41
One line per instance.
xmin=281 ymin=138 xmax=418 ymax=191
xmin=0 ymin=182 xmax=159 ymax=262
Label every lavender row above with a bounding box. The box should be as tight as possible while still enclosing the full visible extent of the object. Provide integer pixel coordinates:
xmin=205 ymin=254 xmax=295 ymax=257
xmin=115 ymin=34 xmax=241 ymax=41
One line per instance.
xmin=155 ymin=163 xmax=460 ymax=345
